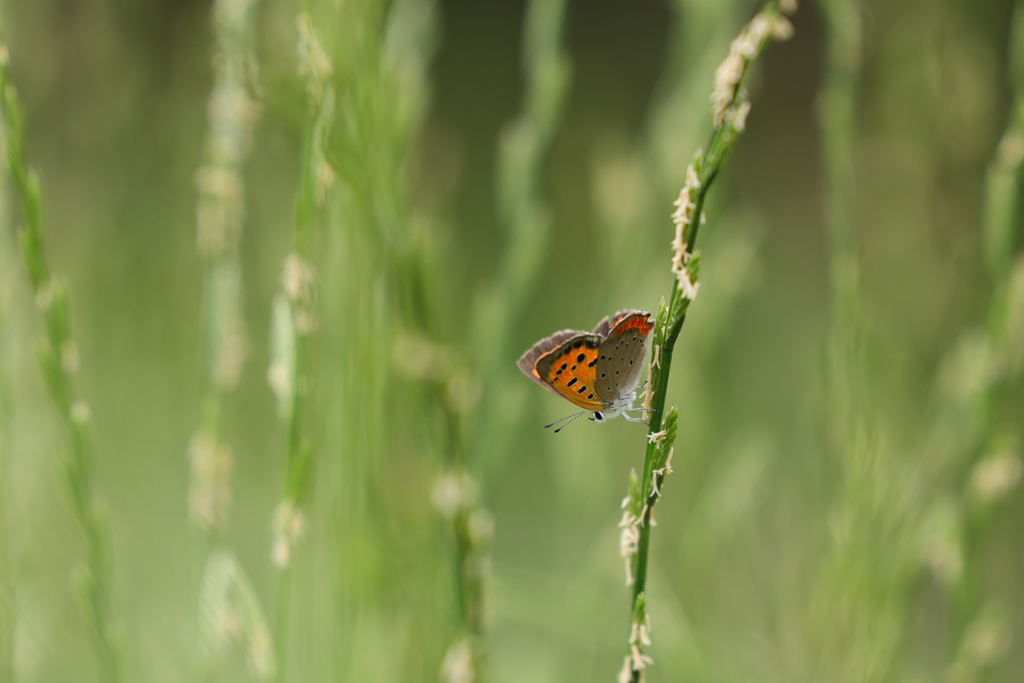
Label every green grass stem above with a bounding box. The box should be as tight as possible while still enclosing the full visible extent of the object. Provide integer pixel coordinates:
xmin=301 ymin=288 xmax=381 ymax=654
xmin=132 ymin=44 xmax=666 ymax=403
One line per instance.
xmin=808 ymin=1 xmax=911 ymax=678
xmin=619 ymin=3 xmax=794 ymax=679
xmin=470 ymin=0 xmax=571 ymax=388
xmin=817 ymin=0 xmax=864 ymax=449
xmin=416 ymin=0 xmax=573 ymax=678
xmin=0 ymin=127 xmax=13 ymax=683
xmin=190 ymin=2 xmax=272 ymax=680
xmin=433 ymin=0 xmax=573 ymax=677
xmin=198 ymin=550 xmax=276 ymax=681
xmin=937 ymin=0 xmax=1024 ymax=670
xmin=808 ymin=0 xmax=1023 ymax=678
xmin=189 ymin=0 xmax=261 ymax=536
xmin=0 ymin=21 xmax=120 ymax=683
xmin=268 ymin=12 xmax=336 ymax=680
xmin=312 ymin=0 xmax=442 ymax=677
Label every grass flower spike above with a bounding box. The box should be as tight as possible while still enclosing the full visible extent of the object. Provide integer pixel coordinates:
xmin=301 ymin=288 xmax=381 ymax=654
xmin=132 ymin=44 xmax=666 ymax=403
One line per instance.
xmin=0 ymin=19 xmax=122 ymax=683
xmin=618 ymin=2 xmax=794 ymax=679
xmin=191 ymin=0 xmax=262 ymax=534
xmin=190 ymin=3 xmax=273 ymax=682
xmin=269 ymin=10 xmax=335 ymax=679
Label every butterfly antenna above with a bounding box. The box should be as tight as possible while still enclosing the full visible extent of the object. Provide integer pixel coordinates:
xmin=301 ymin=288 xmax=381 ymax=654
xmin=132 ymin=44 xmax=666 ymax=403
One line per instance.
xmin=544 ymin=410 xmax=587 ymax=429
xmin=553 ymin=412 xmax=587 ymax=434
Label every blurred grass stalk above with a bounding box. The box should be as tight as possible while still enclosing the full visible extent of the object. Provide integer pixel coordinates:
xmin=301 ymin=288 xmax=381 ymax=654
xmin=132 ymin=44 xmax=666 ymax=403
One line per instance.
xmin=646 ymin=0 xmax=748 ymax=197
xmin=809 ymin=0 xmax=907 ymax=677
xmin=320 ymin=1 xmax=394 ymax=667
xmin=429 ymin=0 xmax=573 ymax=678
xmin=940 ymin=0 xmax=1024 ymax=674
xmin=267 ymin=11 xmax=335 ymax=681
xmin=442 ymin=13 xmax=572 ymax=669
xmin=617 ymin=3 xmax=795 ymax=681
xmin=469 ymin=0 xmax=571 ymax=449
xmin=190 ymin=0 xmax=260 ymax=538
xmin=812 ymin=0 xmax=955 ymax=676
xmin=817 ymin=0 xmax=863 ymax=450
xmin=0 ymin=22 xmax=120 ymax=683
xmin=0 ymin=103 xmax=13 ymax=683
xmin=812 ymin=0 xmax=1024 ymax=677
xmin=191 ymin=1 xmax=276 ymax=681
xmin=488 ymin=0 xmax=571 ymax=325
xmin=318 ymin=0 xmax=443 ymax=677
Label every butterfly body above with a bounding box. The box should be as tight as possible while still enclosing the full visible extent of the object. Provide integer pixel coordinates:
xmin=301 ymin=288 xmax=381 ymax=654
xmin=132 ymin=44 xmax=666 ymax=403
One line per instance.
xmin=518 ymin=310 xmax=654 ymax=426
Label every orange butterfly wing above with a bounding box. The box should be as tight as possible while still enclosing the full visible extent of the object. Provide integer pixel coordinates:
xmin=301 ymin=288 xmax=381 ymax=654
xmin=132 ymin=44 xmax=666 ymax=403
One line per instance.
xmin=518 ymin=333 xmax=607 ymax=411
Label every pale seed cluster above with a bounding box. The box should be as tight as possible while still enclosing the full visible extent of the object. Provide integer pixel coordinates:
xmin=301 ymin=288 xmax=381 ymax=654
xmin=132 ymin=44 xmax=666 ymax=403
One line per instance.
xmin=969 ymin=446 xmax=1022 ymax=506
xmin=670 ymin=164 xmax=701 ymax=301
xmin=619 ymin=495 xmax=641 ymax=586
xmin=247 ymin=628 xmax=273 ymax=681
xmin=947 ymin=606 xmax=1011 ymax=681
xmin=651 ymin=447 xmax=674 ymax=498
xmin=431 ymin=469 xmax=493 ymax=563
xmin=1003 ymin=261 xmax=1024 ymax=374
xmin=188 ymin=430 xmax=233 ymax=532
xmin=200 ymin=551 xmax=275 ymax=680
xmin=271 ymin=498 xmax=307 ymax=569
xmin=61 ymin=339 xmax=79 ymax=374
xmin=646 ymin=429 xmax=668 ymax=447
xmin=282 ymin=252 xmax=318 ymax=335
xmin=620 ymin=451 xmax=675 ymax=591
xmin=432 ymin=471 xmax=478 ymax=520
xmin=296 ymin=13 xmax=333 ymax=104
xmin=196 ymin=155 xmax=247 ymax=259
xmin=996 ymin=130 xmax=1024 ymax=167
xmin=710 ymin=6 xmax=795 ymax=129
xmin=70 ymin=400 xmax=91 ymax=426
xmin=640 ymin=342 xmax=661 ymax=413
xmin=440 ymin=637 xmax=476 ymax=683
xmin=315 ymin=156 xmax=336 ymax=205
xmin=617 ymin=613 xmax=653 ymax=683
xmin=925 ymin=520 xmax=962 ymax=587
xmin=393 ymin=332 xmax=453 ymax=382
xmin=267 ymin=295 xmax=296 ymax=420
xmin=212 ymin=265 xmax=248 ymax=390
xmin=195 ymin=0 xmax=260 ymax=397
xmin=434 ymin=472 xmax=492 ymax=683
xmin=393 ymin=333 xmax=483 ymax=415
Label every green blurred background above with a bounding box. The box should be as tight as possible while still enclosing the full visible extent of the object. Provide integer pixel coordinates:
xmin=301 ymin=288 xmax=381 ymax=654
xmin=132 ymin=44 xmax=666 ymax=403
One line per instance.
xmin=0 ymin=0 xmax=1022 ymax=681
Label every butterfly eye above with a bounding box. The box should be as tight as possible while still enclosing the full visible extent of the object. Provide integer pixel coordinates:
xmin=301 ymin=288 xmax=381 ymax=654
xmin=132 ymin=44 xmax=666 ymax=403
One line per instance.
xmin=591 ymin=411 xmax=604 ymax=422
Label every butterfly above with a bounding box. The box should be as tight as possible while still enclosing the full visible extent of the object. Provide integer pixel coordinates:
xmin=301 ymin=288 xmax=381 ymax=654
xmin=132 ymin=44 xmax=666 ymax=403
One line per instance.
xmin=517 ymin=310 xmax=655 ymax=432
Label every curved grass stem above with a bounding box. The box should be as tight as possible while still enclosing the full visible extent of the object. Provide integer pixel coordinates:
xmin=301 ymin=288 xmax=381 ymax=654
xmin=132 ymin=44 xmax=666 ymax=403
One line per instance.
xmin=0 ymin=21 xmax=120 ymax=683
xmin=619 ymin=3 xmax=794 ymax=679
